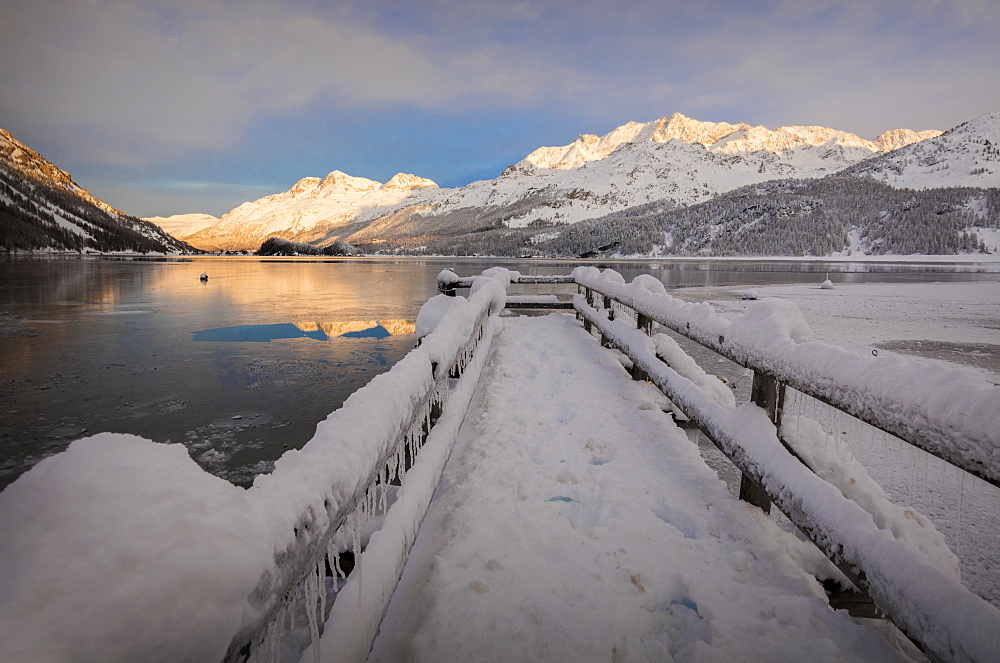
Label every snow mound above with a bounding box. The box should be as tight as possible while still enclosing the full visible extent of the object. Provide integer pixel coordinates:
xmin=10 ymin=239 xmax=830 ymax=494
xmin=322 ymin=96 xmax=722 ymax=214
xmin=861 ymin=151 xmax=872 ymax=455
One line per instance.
xmin=0 ymin=434 xmax=272 ymax=662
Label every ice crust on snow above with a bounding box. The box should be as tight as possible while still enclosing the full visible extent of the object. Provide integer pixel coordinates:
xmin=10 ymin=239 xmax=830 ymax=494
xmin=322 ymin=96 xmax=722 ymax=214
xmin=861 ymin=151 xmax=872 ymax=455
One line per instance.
xmin=415 ymin=294 xmax=463 ymax=338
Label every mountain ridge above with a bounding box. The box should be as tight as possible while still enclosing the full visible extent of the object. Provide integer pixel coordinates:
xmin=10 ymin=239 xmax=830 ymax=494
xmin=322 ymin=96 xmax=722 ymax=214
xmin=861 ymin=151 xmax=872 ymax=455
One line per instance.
xmin=1 ymin=128 xmax=192 ymax=253
xmin=153 ymin=112 xmax=962 ymax=252
xmin=523 ymin=112 xmax=942 ymax=170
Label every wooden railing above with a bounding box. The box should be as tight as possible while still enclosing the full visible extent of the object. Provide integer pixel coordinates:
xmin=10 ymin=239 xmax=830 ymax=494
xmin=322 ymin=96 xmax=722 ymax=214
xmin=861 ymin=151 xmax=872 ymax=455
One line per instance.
xmin=573 ymin=271 xmax=999 ymax=490
xmin=441 ymin=267 xmax=1000 ymax=663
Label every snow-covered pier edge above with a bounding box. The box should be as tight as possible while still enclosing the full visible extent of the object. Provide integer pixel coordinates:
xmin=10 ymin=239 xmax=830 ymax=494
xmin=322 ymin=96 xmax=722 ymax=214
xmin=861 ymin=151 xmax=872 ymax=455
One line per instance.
xmin=1 ymin=266 xmax=998 ymax=662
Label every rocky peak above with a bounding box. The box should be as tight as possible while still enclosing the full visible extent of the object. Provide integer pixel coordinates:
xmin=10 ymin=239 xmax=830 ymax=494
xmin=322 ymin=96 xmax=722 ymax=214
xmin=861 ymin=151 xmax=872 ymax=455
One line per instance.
xmin=0 ymin=127 xmax=122 ymax=215
xmin=872 ymin=128 xmax=945 ymax=152
xmin=289 ymin=177 xmax=321 ymax=194
xmin=521 ymin=112 xmax=944 ymax=171
xmin=318 ymin=170 xmax=379 ymax=193
xmin=382 ymin=173 xmax=438 ymax=191
xmin=653 ymin=114 xmax=750 ymax=146
xmin=1 ymin=127 xmax=77 ymax=190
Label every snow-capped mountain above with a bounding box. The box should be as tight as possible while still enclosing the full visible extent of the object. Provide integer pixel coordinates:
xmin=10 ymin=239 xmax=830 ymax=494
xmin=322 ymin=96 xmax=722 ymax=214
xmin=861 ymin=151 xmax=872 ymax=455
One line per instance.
xmin=523 ymin=113 xmax=940 ymax=169
xmin=843 ymin=111 xmax=1000 ymax=189
xmin=151 ymin=112 xmax=944 ymax=251
xmin=172 ymin=171 xmax=439 ymax=251
xmin=1 ymin=128 xmax=191 ymax=253
xmin=144 ymin=212 xmax=219 ymax=239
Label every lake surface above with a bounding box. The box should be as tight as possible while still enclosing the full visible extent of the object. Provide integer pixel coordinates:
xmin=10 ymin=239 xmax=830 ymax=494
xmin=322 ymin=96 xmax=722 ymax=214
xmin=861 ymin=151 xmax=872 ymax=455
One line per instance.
xmin=2 ymin=255 xmax=999 ymax=492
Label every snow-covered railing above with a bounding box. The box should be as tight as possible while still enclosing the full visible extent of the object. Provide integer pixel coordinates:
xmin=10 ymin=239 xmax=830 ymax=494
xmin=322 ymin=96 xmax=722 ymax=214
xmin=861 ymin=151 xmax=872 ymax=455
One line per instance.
xmin=574 ymin=294 xmax=999 ymax=662
xmin=437 ymin=271 xmax=575 ymax=295
xmin=568 ymin=267 xmax=1000 ymax=662
xmin=439 ymin=270 xmax=576 ymax=310
xmin=572 ymin=267 xmax=1000 ymax=489
xmin=0 ymin=269 xmax=510 ymax=663
xmin=223 ymin=269 xmax=509 ymax=661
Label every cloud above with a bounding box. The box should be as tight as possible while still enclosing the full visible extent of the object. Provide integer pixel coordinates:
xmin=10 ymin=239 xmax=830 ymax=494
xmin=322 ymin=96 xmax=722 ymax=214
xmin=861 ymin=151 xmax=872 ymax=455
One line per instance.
xmin=600 ymin=0 xmax=1000 ymax=135
xmin=87 ymin=176 xmax=281 ymax=218
xmin=1 ymin=0 xmax=998 ymax=188
xmin=0 ymin=0 xmax=586 ymax=165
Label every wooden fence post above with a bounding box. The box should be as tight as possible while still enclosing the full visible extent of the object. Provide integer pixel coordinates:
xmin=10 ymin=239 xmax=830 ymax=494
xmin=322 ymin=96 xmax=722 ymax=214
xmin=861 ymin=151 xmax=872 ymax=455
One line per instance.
xmin=583 ymin=287 xmax=593 ymax=333
xmin=437 ymin=281 xmax=456 ymax=297
xmin=630 ymin=312 xmax=652 ymax=381
xmin=738 ymin=372 xmax=786 ymax=512
xmin=600 ymin=295 xmax=615 ymax=347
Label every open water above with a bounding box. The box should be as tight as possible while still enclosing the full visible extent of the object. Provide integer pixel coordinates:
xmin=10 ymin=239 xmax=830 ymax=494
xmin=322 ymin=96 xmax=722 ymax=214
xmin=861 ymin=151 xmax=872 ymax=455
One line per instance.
xmin=2 ymin=255 xmax=998 ymax=492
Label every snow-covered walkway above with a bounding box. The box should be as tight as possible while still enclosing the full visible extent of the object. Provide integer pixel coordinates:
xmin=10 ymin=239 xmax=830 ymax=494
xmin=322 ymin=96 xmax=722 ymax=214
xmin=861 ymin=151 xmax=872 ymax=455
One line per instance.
xmin=369 ymin=313 xmax=907 ymax=662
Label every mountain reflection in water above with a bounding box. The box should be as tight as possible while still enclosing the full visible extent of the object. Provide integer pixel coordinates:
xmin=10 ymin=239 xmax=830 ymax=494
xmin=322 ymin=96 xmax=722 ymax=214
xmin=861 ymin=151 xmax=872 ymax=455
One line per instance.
xmin=192 ymin=320 xmax=416 ymax=342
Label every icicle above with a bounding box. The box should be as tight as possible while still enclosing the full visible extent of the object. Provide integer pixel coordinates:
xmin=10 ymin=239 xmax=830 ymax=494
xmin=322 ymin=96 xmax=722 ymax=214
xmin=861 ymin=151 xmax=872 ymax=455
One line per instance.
xmin=380 ymin=465 xmax=388 ymax=513
xmin=396 ymin=442 xmax=404 ymax=483
xmin=793 ymin=391 xmax=803 ymax=438
xmin=276 ymin=601 xmax=291 ymax=661
xmin=957 ymin=471 xmax=965 ymax=557
xmin=304 ymin=562 xmax=321 ymax=662
xmin=352 ymin=507 xmax=362 ymax=560
xmin=390 ymin=444 xmax=400 ymax=484
xmin=407 ymin=428 xmax=414 ymax=471
xmin=261 ymin=617 xmax=275 ymax=663
xmin=351 ymin=506 xmax=364 ymax=607
xmin=327 ymin=539 xmax=342 ymax=588
xmin=317 ymin=558 xmax=327 ymax=636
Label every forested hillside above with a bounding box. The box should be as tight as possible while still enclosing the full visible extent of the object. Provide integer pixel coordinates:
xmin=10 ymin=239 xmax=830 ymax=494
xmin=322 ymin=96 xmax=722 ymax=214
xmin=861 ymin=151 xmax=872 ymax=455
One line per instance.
xmin=0 ymin=128 xmax=192 ymax=253
xmin=368 ymin=177 xmax=996 ymax=258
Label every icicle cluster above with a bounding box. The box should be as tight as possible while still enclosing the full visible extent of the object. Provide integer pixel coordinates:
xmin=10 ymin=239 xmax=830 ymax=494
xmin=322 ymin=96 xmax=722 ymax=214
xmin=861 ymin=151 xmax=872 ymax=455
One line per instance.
xmin=251 ymin=312 xmax=488 ymax=662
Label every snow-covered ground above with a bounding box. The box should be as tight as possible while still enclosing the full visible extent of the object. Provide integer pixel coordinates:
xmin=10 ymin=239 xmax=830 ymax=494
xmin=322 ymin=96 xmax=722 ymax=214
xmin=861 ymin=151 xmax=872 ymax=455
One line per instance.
xmin=698 ymin=281 xmax=1000 ymax=378
xmin=369 ymin=314 xmax=922 ymax=662
xmin=684 ymin=280 xmax=1000 ymax=607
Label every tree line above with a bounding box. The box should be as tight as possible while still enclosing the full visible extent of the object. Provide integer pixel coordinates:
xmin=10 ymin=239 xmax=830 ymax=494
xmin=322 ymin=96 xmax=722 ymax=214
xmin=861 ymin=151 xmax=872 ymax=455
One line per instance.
xmin=356 ymin=177 xmax=996 ymax=258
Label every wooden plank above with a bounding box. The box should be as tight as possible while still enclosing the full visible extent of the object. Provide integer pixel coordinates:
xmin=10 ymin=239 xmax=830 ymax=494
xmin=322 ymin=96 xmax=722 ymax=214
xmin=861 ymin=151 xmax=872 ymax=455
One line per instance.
xmin=826 ymin=586 xmax=886 ymax=620
xmin=504 ymin=301 xmax=575 ymax=309
xmin=511 ymin=275 xmax=576 ymax=284
xmin=439 ymin=274 xmax=575 ymax=290
xmin=739 ymin=372 xmax=786 ymax=512
xmin=630 ymin=312 xmax=652 ymax=382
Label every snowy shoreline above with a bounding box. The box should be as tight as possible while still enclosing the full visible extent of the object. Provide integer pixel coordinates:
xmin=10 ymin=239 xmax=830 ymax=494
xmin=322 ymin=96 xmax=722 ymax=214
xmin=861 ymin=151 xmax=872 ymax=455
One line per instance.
xmin=4 ymin=251 xmax=1000 ymax=264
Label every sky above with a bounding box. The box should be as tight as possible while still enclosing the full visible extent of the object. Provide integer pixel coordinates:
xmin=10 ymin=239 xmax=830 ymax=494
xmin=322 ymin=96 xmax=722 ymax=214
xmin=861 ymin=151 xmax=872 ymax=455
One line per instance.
xmin=1 ymin=0 xmax=999 ymax=218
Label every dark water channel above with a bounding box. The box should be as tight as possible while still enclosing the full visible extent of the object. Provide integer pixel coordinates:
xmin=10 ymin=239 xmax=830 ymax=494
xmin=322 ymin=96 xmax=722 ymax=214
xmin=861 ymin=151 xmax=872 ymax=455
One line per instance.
xmin=1 ymin=255 xmax=998 ymax=491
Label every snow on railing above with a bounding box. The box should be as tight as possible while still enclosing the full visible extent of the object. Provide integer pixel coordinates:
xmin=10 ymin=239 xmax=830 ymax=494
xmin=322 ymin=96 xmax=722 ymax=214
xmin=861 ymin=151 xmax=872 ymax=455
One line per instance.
xmin=570 ymin=268 xmax=1000 ymax=663
xmin=437 ymin=269 xmax=575 ymax=294
xmin=0 ymin=269 xmax=511 ymax=663
xmin=572 ymin=266 xmax=1000 ymax=488
xmin=225 ymin=268 xmax=509 ymax=661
